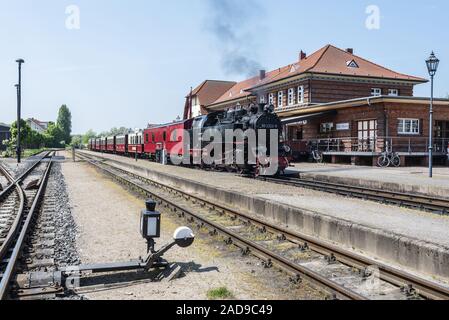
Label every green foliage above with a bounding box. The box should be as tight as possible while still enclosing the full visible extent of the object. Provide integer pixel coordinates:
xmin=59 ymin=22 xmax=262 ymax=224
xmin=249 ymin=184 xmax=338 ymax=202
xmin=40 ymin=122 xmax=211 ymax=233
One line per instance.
xmin=10 ymin=119 xmax=32 ymax=147
xmin=98 ymin=127 xmax=131 ymax=138
xmin=82 ymin=129 xmax=97 ymax=145
xmin=206 ymin=287 xmax=234 ymax=300
xmin=70 ymin=135 xmax=83 ymax=148
xmin=44 ymin=122 xmax=65 ymax=147
xmin=57 ymin=105 xmax=72 ymax=144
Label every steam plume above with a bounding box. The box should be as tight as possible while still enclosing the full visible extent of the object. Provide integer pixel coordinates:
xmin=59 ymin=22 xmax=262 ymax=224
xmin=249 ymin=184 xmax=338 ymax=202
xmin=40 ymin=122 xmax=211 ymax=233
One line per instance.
xmin=205 ymin=0 xmax=263 ymax=78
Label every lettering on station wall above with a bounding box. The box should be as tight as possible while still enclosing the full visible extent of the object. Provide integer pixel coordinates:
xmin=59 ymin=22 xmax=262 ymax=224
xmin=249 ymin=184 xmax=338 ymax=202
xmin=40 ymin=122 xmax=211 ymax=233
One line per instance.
xmin=336 ymin=123 xmax=350 ymax=131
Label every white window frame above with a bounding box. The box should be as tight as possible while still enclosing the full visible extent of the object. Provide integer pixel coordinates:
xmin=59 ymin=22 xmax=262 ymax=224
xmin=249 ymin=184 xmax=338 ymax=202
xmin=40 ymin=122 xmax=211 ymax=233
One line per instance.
xmin=287 ymin=88 xmax=295 ymax=106
xmin=298 ymin=85 xmax=304 ymax=104
xmin=398 ymin=118 xmax=420 ymax=135
xmin=259 ymin=95 xmax=266 ymax=104
xmin=278 ymin=91 xmax=284 ymax=108
xmin=388 ymin=89 xmax=399 ymax=96
xmin=320 ymin=122 xmax=334 ymax=133
xmin=268 ymin=93 xmax=274 ymax=105
xmin=371 ymin=88 xmax=382 ymax=96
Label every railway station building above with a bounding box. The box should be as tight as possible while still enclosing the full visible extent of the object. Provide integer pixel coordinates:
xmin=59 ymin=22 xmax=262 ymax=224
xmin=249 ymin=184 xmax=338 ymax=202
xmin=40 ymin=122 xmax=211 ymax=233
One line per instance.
xmin=185 ymin=44 xmax=449 ymax=166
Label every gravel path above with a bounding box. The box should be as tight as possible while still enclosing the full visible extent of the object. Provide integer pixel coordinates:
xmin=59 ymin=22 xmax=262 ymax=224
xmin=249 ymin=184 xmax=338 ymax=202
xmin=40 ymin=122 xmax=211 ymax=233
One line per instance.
xmin=61 ymin=153 xmax=323 ymax=300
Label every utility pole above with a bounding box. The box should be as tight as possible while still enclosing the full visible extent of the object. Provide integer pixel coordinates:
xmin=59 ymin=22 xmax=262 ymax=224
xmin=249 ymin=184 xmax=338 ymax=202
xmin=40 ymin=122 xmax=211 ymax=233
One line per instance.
xmin=16 ymin=59 xmax=25 ymax=164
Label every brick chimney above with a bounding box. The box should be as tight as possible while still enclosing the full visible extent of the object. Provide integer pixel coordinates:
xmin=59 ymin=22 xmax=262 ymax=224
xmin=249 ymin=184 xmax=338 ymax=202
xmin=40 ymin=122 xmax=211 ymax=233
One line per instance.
xmin=259 ymin=69 xmax=266 ymax=80
xmin=299 ymin=51 xmax=307 ymax=61
xmin=346 ymin=48 xmax=354 ymax=54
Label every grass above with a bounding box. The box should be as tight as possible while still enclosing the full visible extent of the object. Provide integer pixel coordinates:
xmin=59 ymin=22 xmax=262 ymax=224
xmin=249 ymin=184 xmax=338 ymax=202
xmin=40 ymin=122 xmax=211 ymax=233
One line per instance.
xmin=23 ymin=148 xmax=46 ymax=158
xmin=207 ymin=287 xmax=234 ymax=300
xmin=0 ymin=148 xmax=46 ymax=159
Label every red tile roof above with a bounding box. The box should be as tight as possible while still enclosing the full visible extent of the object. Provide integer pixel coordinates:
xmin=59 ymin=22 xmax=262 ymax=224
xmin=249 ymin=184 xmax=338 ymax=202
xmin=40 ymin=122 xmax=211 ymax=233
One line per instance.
xmin=209 ymin=44 xmax=427 ymax=107
xmin=188 ymin=80 xmax=236 ymax=106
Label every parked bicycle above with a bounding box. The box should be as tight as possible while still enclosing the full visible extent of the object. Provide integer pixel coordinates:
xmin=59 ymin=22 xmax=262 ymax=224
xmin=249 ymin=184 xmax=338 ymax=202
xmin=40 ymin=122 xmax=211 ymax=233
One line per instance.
xmin=312 ymin=149 xmax=324 ymax=164
xmin=377 ymin=142 xmax=401 ymax=167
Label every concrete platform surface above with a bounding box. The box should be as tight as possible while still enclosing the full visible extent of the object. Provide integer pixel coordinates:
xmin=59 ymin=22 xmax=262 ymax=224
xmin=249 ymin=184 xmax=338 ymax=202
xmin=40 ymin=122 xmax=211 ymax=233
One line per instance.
xmin=77 ymin=151 xmax=449 ymax=280
xmin=288 ymin=163 xmax=449 ymax=199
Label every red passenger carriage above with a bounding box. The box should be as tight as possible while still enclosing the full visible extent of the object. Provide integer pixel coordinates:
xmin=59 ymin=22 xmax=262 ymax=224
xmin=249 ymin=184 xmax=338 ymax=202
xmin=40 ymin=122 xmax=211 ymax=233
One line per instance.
xmin=128 ymin=132 xmax=144 ymax=156
xmin=106 ymin=136 xmax=116 ymax=153
xmin=143 ymin=119 xmax=193 ymax=163
xmin=115 ymin=135 xmax=128 ymax=155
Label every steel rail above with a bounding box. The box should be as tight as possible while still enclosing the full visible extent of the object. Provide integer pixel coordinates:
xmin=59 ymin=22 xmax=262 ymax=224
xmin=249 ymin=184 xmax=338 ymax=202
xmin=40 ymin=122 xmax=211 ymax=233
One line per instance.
xmin=260 ymin=176 xmax=449 ymax=215
xmin=0 ymin=154 xmax=54 ymax=300
xmin=77 ymin=152 xmax=368 ymax=300
xmin=77 ymin=151 xmax=449 ymax=300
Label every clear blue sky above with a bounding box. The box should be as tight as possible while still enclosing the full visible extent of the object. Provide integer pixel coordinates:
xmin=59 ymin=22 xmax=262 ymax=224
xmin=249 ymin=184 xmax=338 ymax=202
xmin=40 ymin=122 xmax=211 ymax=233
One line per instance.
xmin=1 ymin=0 xmax=448 ymax=134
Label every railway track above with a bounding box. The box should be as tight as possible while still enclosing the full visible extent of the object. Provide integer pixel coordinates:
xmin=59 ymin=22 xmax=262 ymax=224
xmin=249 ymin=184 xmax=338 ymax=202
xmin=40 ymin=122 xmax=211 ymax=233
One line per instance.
xmin=259 ymin=175 xmax=449 ymax=215
xmin=77 ymin=151 xmax=449 ymax=300
xmin=0 ymin=152 xmax=53 ymax=299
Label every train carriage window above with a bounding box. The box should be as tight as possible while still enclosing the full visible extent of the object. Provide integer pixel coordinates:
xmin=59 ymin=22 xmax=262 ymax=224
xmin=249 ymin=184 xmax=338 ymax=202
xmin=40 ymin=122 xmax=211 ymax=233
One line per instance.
xmin=163 ymin=132 xmax=167 ymax=142
xmin=146 ymin=133 xmax=149 ymax=143
xmin=152 ymin=133 xmax=155 ymax=142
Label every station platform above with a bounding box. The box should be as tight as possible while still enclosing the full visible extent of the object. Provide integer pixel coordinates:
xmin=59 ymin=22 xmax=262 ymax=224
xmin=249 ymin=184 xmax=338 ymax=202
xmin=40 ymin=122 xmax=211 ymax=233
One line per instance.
xmin=76 ymin=150 xmax=449 ymax=282
xmin=288 ymin=163 xmax=449 ymax=200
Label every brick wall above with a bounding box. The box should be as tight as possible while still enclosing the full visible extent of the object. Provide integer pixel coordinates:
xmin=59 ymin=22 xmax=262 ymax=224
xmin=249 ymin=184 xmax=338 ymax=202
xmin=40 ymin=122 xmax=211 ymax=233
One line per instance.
xmin=310 ymin=80 xmax=413 ymax=104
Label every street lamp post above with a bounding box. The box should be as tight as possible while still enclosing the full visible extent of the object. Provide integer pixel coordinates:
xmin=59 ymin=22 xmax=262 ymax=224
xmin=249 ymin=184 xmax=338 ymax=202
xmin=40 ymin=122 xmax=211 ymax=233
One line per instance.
xmin=426 ymin=52 xmax=439 ymax=178
xmin=15 ymin=59 xmax=25 ymax=164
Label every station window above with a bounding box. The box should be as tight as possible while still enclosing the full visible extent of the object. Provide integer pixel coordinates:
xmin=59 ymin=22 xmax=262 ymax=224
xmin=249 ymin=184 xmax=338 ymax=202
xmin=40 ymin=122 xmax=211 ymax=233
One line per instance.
xmin=278 ymin=91 xmax=284 ymax=108
xmin=288 ymin=88 xmax=295 ymax=106
xmin=388 ymin=89 xmax=399 ymax=96
xmin=259 ymin=95 xmax=266 ymax=104
xmin=398 ymin=119 xmax=420 ymax=135
xmin=268 ymin=93 xmax=274 ymax=105
xmin=371 ymin=88 xmax=382 ymax=96
xmin=320 ymin=122 xmax=334 ymax=133
xmin=298 ymin=85 xmax=304 ymax=104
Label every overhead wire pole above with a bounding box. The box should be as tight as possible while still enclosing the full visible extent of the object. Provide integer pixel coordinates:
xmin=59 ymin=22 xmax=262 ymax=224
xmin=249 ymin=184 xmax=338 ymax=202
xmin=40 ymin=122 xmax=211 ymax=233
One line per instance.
xmin=15 ymin=59 xmax=25 ymax=164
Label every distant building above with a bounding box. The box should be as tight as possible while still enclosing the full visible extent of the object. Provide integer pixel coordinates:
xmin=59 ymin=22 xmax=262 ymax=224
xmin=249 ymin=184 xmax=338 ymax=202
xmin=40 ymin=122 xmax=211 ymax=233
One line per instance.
xmin=183 ymin=80 xmax=236 ymax=119
xmin=0 ymin=123 xmax=11 ymax=151
xmin=27 ymin=118 xmax=50 ymax=134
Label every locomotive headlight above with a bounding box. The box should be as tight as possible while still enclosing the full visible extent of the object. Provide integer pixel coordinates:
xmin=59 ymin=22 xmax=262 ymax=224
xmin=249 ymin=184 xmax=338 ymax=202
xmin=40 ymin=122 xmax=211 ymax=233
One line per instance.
xmin=283 ymin=145 xmax=291 ymax=153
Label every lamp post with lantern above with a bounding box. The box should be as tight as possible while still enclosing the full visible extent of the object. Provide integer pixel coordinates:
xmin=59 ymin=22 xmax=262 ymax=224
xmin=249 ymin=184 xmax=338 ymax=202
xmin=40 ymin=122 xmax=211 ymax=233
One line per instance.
xmin=425 ymin=52 xmax=440 ymax=178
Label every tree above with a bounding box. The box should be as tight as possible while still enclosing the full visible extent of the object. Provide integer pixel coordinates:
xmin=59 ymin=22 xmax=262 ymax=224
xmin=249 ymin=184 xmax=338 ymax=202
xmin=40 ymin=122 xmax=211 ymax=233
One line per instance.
xmin=44 ymin=123 xmax=64 ymax=147
xmin=82 ymin=129 xmax=97 ymax=145
xmin=9 ymin=119 xmax=32 ymax=149
xmin=57 ymin=105 xmax=72 ymax=145
xmin=70 ymin=135 xmax=83 ymax=148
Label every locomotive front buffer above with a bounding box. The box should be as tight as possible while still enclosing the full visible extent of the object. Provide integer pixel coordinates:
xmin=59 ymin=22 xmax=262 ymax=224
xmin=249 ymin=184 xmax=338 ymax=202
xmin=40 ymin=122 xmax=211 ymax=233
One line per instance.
xmin=13 ymin=200 xmax=195 ymax=299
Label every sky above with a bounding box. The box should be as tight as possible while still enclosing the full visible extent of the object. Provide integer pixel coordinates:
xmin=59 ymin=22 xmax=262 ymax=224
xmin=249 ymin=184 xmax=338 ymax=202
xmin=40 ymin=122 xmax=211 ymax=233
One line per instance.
xmin=0 ymin=0 xmax=448 ymax=134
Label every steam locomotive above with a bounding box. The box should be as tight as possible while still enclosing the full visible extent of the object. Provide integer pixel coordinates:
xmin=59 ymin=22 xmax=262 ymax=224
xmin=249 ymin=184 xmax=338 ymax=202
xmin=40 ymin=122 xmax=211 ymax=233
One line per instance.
xmin=89 ymin=103 xmax=290 ymax=176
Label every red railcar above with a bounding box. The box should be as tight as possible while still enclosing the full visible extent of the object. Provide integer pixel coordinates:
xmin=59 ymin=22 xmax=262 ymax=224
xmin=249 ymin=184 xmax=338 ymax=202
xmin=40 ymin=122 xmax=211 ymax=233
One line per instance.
xmin=106 ymin=136 xmax=116 ymax=153
xmin=115 ymin=134 xmax=128 ymax=155
xmin=143 ymin=119 xmax=193 ymax=163
xmin=128 ymin=132 xmax=144 ymax=156
xmin=100 ymin=137 xmax=107 ymax=152
xmin=93 ymin=138 xmax=100 ymax=151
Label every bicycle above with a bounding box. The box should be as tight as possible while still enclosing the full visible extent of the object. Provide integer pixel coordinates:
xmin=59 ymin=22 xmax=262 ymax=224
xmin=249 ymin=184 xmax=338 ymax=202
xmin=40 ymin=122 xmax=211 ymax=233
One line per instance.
xmin=312 ymin=149 xmax=324 ymax=164
xmin=377 ymin=143 xmax=401 ymax=167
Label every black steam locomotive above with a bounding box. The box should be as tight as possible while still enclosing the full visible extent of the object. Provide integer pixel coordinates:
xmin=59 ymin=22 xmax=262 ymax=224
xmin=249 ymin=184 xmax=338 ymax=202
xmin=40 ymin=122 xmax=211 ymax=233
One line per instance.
xmin=190 ymin=104 xmax=290 ymax=175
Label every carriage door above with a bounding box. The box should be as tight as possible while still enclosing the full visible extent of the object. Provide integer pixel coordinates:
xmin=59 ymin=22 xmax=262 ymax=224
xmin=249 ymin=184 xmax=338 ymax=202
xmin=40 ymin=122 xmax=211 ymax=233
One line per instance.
xmin=357 ymin=120 xmax=377 ymax=152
